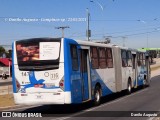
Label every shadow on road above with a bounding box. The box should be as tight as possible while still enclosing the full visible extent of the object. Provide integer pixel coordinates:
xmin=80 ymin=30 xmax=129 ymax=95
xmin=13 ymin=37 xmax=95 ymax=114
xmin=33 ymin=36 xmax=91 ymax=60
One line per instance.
xmin=21 ymin=86 xmax=147 ymax=117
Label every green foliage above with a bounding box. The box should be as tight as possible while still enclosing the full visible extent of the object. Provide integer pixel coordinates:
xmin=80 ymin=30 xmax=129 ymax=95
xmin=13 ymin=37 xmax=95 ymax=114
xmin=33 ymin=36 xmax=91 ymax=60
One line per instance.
xmin=0 ymin=46 xmax=12 ymax=58
xmin=0 ymin=46 xmax=5 ymax=53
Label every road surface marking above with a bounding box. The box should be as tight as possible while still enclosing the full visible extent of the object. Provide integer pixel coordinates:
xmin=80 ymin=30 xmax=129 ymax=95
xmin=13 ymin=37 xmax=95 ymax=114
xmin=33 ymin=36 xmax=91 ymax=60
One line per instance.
xmin=51 ymin=88 xmax=148 ymax=120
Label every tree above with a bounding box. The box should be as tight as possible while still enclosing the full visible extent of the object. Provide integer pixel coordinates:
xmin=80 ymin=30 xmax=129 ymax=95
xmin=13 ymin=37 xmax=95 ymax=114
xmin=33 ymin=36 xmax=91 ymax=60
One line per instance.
xmin=0 ymin=46 xmax=6 ymax=57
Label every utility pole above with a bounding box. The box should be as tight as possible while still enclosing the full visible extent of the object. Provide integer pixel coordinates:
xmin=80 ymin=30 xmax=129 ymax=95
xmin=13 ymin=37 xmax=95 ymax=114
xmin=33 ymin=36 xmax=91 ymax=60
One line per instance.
xmin=55 ymin=26 xmax=70 ymax=38
xmin=86 ymin=8 xmax=91 ymax=41
xmin=122 ymin=36 xmax=127 ymax=47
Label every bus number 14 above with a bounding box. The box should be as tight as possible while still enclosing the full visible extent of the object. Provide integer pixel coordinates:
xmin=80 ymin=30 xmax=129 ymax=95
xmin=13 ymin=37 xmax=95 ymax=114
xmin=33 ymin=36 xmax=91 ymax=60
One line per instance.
xmin=21 ymin=72 xmax=29 ymax=76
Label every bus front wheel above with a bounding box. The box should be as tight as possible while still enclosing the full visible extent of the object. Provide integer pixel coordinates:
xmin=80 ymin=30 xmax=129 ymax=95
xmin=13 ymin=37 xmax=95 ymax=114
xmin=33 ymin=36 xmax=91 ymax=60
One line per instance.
xmin=94 ymin=86 xmax=101 ymax=106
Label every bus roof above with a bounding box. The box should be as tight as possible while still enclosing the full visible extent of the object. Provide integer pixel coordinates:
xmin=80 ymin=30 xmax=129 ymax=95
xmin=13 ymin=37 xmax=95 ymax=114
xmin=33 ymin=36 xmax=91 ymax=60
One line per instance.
xmin=138 ymin=48 xmax=160 ymax=51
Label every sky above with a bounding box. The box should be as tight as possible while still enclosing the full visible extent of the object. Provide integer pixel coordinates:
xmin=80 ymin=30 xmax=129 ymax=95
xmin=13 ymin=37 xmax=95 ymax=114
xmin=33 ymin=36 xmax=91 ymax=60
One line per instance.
xmin=0 ymin=0 xmax=160 ymax=49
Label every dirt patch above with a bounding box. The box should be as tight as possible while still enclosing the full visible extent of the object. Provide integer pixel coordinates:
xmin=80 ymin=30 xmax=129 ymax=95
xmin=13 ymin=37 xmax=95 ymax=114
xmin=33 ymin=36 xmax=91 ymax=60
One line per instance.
xmin=0 ymin=94 xmax=15 ymax=108
xmin=151 ymin=65 xmax=160 ymax=71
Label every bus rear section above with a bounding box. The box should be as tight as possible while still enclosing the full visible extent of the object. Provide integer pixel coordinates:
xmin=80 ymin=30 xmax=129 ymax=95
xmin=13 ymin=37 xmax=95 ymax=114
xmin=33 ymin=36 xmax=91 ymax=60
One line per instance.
xmin=12 ymin=38 xmax=71 ymax=105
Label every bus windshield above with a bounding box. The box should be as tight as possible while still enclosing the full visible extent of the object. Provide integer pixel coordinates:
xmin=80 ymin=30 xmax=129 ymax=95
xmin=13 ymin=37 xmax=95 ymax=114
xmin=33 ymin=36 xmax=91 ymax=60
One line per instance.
xmin=16 ymin=38 xmax=61 ymax=71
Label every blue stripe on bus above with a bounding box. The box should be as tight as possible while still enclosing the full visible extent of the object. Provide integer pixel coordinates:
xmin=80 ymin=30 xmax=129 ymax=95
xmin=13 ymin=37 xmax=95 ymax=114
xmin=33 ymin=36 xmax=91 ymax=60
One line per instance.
xmin=133 ymin=78 xmax=144 ymax=86
xmin=137 ymin=79 xmax=143 ymax=86
xmin=63 ymin=38 xmax=113 ymax=103
xmin=91 ymin=69 xmax=113 ymax=96
xmin=12 ymin=43 xmax=17 ymax=93
xmin=64 ymin=38 xmax=83 ymax=103
xmin=64 ymin=38 xmax=78 ymax=92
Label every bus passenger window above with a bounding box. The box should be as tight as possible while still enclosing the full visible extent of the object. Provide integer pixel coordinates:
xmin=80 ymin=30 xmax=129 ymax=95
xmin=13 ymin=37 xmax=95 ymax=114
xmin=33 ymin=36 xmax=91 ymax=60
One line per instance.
xmin=139 ymin=53 xmax=143 ymax=66
xmin=143 ymin=53 xmax=146 ymax=65
xmin=127 ymin=51 xmax=132 ymax=67
xmin=99 ymin=48 xmax=107 ymax=68
xmin=70 ymin=45 xmax=79 ymax=71
xmin=90 ymin=47 xmax=99 ymax=69
xmin=121 ymin=50 xmax=127 ymax=67
xmin=106 ymin=48 xmax=113 ymax=68
xmin=137 ymin=53 xmax=141 ymax=66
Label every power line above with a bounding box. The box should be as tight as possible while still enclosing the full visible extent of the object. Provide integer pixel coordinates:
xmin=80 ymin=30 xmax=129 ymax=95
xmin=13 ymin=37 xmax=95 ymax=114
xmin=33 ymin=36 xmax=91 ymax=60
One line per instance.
xmin=110 ymin=30 xmax=160 ymax=38
xmin=70 ymin=28 xmax=160 ymax=39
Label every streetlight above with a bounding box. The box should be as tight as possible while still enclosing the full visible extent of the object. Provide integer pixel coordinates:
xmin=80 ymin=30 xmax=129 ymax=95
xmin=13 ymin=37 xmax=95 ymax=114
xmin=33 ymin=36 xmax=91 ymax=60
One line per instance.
xmin=137 ymin=18 xmax=158 ymax=48
xmin=137 ymin=20 xmax=149 ymax=48
xmin=55 ymin=26 xmax=70 ymax=38
xmin=90 ymin=0 xmax=104 ymax=11
xmin=87 ymin=0 xmax=114 ymax=41
xmin=87 ymin=0 xmax=104 ymax=41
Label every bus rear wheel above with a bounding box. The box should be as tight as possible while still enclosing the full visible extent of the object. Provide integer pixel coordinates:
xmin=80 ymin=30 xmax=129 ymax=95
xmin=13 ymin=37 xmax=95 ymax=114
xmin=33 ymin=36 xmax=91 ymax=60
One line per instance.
xmin=94 ymin=86 xmax=101 ymax=106
xmin=143 ymin=75 xmax=150 ymax=88
xmin=127 ymin=80 xmax=132 ymax=94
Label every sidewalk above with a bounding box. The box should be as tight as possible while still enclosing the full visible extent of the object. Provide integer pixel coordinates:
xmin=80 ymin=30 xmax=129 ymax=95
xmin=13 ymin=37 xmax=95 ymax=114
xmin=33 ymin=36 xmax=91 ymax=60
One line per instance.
xmin=151 ymin=58 xmax=160 ymax=70
xmin=0 ymin=77 xmax=12 ymax=95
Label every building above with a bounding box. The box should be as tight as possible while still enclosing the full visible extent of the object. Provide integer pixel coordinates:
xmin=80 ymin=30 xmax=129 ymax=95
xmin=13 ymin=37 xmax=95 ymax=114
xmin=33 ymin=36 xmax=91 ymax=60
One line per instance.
xmin=0 ymin=58 xmax=12 ymax=78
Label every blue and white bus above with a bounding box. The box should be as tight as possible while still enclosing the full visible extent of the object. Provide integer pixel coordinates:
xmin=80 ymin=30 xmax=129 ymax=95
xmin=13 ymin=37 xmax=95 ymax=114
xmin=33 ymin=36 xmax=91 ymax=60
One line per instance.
xmin=12 ymin=38 xmax=150 ymax=105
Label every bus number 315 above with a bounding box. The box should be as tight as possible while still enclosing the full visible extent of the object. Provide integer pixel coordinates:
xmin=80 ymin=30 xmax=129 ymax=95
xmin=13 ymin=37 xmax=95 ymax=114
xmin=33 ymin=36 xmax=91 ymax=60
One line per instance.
xmin=44 ymin=72 xmax=59 ymax=80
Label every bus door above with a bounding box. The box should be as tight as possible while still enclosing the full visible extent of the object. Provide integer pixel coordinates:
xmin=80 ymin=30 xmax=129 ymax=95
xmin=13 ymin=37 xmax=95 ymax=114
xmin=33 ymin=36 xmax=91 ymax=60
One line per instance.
xmin=132 ymin=53 xmax=138 ymax=88
xmin=121 ymin=50 xmax=132 ymax=89
xmin=79 ymin=49 xmax=90 ymax=101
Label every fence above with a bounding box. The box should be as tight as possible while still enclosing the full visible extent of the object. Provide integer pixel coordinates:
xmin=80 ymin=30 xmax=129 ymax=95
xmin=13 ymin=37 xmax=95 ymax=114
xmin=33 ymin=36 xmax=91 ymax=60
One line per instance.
xmin=0 ymin=85 xmax=13 ymax=95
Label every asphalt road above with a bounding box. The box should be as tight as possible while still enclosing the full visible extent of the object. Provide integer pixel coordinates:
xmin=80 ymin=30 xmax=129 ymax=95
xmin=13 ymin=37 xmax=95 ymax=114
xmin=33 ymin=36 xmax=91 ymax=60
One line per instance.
xmin=0 ymin=77 xmax=12 ymax=86
xmin=1 ymin=74 xmax=160 ymax=120
xmin=0 ymin=81 xmax=12 ymax=86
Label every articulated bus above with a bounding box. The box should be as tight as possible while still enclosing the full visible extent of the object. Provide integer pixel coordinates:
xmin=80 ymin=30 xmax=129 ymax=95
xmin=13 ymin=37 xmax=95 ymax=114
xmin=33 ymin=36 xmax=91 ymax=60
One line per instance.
xmin=12 ymin=38 xmax=151 ymax=105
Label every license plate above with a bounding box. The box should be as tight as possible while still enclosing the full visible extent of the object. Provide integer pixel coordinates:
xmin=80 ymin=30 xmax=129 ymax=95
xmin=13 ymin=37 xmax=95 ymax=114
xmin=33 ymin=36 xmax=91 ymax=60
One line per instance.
xmin=35 ymin=94 xmax=43 ymax=99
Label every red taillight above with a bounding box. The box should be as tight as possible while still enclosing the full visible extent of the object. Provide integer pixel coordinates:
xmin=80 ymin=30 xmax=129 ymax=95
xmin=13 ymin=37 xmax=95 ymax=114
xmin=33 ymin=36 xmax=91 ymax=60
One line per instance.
xmin=59 ymin=80 xmax=64 ymax=90
xmin=21 ymin=94 xmax=27 ymax=96
xmin=60 ymin=83 xmax=63 ymax=86
xmin=16 ymin=80 xmax=20 ymax=92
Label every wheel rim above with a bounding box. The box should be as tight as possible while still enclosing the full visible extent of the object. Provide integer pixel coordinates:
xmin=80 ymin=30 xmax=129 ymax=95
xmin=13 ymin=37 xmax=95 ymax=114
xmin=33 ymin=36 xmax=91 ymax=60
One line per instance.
xmin=128 ymin=84 xmax=131 ymax=92
xmin=95 ymin=90 xmax=100 ymax=102
xmin=143 ymin=79 xmax=146 ymax=85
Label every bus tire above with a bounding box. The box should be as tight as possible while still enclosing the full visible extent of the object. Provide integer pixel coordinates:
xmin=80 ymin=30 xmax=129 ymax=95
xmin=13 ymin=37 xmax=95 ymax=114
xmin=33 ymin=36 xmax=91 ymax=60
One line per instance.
xmin=147 ymin=79 xmax=151 ymax=87
xmin=143 ymin=79 xmax=147 ymax=88
xmin=127 ymin=79 xmax=132 ymax=94
xmin=143 ymin=75 xmax=150 ymax=88
xmin=143 ymin=75 xmax=147 ymax=88
xmin=146 ymin=77 xmax=151 ymax=87
xmin=94 ymin=86 xmax=101 ymax=106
